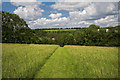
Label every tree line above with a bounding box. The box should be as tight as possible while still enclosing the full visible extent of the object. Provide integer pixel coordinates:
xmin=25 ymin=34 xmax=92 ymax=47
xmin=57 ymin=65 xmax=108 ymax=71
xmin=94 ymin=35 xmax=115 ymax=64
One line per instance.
xmin=2 ymin=11 xmax=120 ymax=47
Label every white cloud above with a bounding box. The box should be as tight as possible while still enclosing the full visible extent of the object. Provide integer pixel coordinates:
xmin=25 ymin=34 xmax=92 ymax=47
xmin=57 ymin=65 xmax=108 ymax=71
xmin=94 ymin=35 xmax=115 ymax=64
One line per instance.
xmin=28 ymin=15 xmax=93 ymax=29
xmin=51 ymin=2 xmax=89 ymax=11
xmin=11 ymin=2 xmax=41 ymax=7
xmin=12 ymin=2 xmax=118 ymax=29
xmin=0 ymin=0 xmax=2 ymax=5
xmin=78 ymin=21 xmax=91 ymax=25
xmin=119 ymin=10 xmax=120 ymax=19
xmin=49 ymin=13 xmax=62 ymax=19
xmin=28 ymin=17 xmax=69 ymax=29
xmin=11 ymin=0 xmax=36 ymax=2
xmin=94 ymin=15 xmax=118 ymax=27
xmin=50 ymin=2 xmax=118 ymax=28
xmin=69 ymin=2 xmax=118 ymax=22
xmin=95 ymin=15 xmax=115 ymax=23
xmin=68 ymin=3 xmax=96 ymax=21
xmin=57 ymin=0 xmax=120 ymax=2
xmin=27 ymin=14 xmax=118 ymax=29
xmin=13 ymin=2 xmax=44 ymax=21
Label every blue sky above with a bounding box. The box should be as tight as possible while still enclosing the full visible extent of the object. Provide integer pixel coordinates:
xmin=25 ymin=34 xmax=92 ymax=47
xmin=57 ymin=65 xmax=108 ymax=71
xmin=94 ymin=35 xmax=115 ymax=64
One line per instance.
xmin=2 ymin=2 xmax=69 ymax=18
xmin=2 ymin=2 xmax=17 ymax=13
xmin=1 ymin=1 xmax=119 ymax=29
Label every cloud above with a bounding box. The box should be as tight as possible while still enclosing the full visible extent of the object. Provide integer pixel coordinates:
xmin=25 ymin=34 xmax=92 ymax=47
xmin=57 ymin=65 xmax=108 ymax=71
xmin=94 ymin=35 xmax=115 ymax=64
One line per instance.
xmin=11 ymin=0 xmax=40 ymax=7
xmin=50 ymin=2 xmax=118 ymax=28
xmin=12 ymin=2 xmax=118 ymax=29
xmin=51 ymin=2 xmax=89 ymax=11
xmin=28 ymin=17 xmax=69 ymax=29
xmin=13 ymin=2 xmax=44 ymax=21
xmin=94 ymin=15 xmax=118 ymax=27
xmin=118 ymin=2 xmax=120 ymax=25
xmin=0 ymin=0 xmax=2 ymax=5
xmin=62 ymin=2 xmax=118 ymax=20
xmin=49 ymin=13 xmax=62 ymax=19
xmin=26 ymin=13 xmax=118 ymax=29
xmin=11 ymin=0 xmax=36 ymax=2
xmin=28 ymin=14 xmax=92 ymax=29
xmin=57 ymin=0 xmax=120 ymax=2
xmin=11 ymin=2 xmax=41 ymax=7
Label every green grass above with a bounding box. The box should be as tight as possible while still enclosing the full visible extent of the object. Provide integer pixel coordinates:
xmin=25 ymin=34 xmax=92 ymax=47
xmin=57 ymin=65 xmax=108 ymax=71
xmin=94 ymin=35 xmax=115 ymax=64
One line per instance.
xmin=0 ymin=43 xmax=2 ymax=79
xmin=2 ymin=44 xmax=118 ymax=78
xmin=2 ymin=44 xmax=58 ymax=78
xmin=35 ymin=45 xmax=118 ymax=78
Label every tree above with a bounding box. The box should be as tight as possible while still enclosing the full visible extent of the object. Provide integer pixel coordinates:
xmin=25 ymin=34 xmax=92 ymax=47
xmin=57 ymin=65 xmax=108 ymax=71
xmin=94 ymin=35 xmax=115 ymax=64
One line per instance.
xmin=89 ymin=24 xmax=100 ymax=29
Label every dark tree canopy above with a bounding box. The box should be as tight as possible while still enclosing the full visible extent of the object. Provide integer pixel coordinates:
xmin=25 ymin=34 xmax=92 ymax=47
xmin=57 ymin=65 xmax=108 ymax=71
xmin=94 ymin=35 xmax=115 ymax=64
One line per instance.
xmin=2 ymin=11 xmax=40 ymax=43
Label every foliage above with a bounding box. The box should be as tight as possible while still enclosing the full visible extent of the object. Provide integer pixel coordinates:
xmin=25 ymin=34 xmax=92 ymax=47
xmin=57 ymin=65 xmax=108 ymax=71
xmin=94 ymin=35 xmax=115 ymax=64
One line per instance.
xmin=2 ymin=11 xmax=40 ymax=44
xmin=2 ymin=11 xmax=120 ymax=46
xmin=89 ymin=24 xmax=100 ymax=29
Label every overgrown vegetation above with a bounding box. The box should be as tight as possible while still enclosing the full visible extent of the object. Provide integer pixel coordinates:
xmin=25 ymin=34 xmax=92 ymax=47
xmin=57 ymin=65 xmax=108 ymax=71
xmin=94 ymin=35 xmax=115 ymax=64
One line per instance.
xmin=2 ymin=44 xmax=118 ymax=78
xmin=35 ymin=45 xmax=118 ymax=78
xmin=2 ymin=44 xmax=58 ymax=78
xmin=2 ymin=11 xmax=120 ymax=46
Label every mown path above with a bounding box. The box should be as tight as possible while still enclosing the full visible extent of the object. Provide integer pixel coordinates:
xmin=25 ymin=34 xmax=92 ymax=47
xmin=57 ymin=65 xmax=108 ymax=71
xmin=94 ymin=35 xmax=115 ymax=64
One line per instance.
xmin=34 ymin=47 xmax=76 ymax=78
xmin=34 ymin=46 xmax=118 ymax=78
xmin=32 ymin=46 xmax=59 ymax=78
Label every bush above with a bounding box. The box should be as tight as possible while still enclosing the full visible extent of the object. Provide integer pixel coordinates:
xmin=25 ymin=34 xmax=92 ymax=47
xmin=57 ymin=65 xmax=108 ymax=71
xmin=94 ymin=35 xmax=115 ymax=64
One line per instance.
xmin=59 ymin=43 xmax=64 ymax=47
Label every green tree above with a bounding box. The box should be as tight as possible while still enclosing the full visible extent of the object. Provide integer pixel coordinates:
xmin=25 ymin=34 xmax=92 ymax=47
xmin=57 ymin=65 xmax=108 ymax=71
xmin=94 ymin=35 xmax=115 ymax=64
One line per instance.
xmin=89 ymin=24 xmax=100 ymax=29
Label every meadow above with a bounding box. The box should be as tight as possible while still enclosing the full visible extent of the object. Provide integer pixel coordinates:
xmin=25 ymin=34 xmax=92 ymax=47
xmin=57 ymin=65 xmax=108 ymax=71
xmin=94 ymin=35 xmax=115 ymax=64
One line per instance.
xmin=2 ymin=44 xmax=118 ymax=78
xmin=2 ymin=44 xmax=58 ymax=78
xmin=35 ymin=45 xmax=118 ymax=78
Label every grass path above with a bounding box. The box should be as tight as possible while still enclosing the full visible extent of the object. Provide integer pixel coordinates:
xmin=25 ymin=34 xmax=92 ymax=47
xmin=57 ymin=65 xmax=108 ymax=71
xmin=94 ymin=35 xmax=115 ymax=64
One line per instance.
xmin=32 ymin=46 xmax=59 ymax=78
xmin=35 ymin=46 xmax=118 ymax=78
xmin=35 ymin=47 xmax=76 ymax=78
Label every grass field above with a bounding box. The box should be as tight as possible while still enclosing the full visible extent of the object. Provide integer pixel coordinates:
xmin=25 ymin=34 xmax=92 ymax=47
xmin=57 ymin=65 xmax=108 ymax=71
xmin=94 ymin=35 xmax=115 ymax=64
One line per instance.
xmin=2 ymin=44 xmax=118 ymax=78
xmin=0 ymin=43 xmax=2 ymax=79
xmin=2 ymin=44 xmax=58 ymax=78
xmin=35 ymin=46 xmax=118 ymax=78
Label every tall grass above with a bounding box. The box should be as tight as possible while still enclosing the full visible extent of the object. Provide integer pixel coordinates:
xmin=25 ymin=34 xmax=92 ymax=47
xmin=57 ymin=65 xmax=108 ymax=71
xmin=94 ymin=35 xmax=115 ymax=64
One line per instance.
xmin=0 ymin=43 xmax=2 ymax=79
xmin=2 ymin=44 xmax=58 ymax=78
xmin=2 ymin=44 xmax=118 ymax=78
xmin=35 ymin=46 xmax=118 ymax=78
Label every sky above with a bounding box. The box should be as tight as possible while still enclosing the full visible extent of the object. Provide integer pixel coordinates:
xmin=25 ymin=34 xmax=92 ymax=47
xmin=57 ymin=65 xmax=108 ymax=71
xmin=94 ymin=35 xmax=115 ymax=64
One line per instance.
xmin=1 ymin=0 xmax=120 ymax=29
